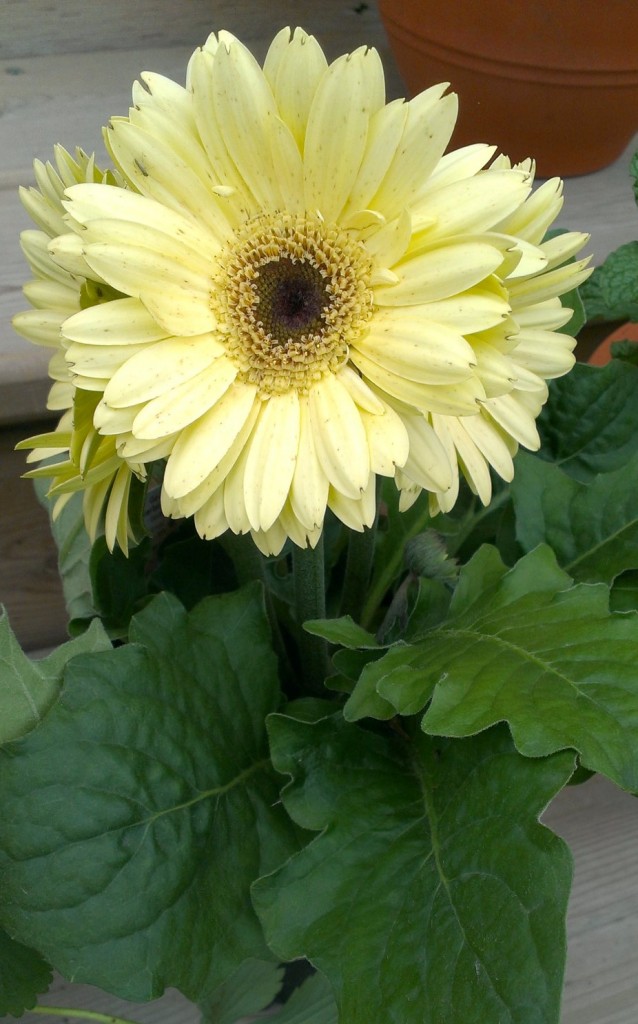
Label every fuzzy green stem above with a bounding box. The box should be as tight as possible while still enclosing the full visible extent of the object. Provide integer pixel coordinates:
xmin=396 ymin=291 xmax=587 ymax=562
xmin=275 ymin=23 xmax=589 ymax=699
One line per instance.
xmin=31 ymin=1008 xmax=141 ymax=1024
xmin=293 ymin=536 xmax=329 ymax=694
xmin=360 ymin=504 xmax=431 ymax=631
xmin=219 ymin=530 xmax=266 ymax=587
xmin=339 ymin=521 xmax=378 ymax=623
xmin=219 ymin=532 xmax=294 ymax=686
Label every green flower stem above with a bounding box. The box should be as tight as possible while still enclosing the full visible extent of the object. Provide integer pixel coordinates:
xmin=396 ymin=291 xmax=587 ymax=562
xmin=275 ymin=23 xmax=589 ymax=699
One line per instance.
xmin=219 ymin=532 xmax=294 ymax=685
xmin=339 ymin=521 xmax=378 ymax=623
xmin=293 ymin=535 xmax=329 ymax=694
xmin=31 ymin=1008 xmax=141 ymax=1024
xmin=219 ymin=530 xmax=266 ymax=587
xmin=360 ymin=509 xmax=431 ymax=632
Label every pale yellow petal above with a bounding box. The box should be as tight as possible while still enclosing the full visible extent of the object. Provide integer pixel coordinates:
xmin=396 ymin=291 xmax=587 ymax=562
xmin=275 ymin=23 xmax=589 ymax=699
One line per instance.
xmin=511 ymin=328 xmax=575 ymax=378
xmin=421 ymin=143 xmax=496 ymax=192
xmin=81 ymin=242 xmax=216 ymax=336
xmin=131 ymin=357 xmax=238 ymax=439
xmin=66 ymin=340 xmax=150 ymax=379
xmin=374 ymin=239 xmax=507 ymax=306
xmin=402 ymin=412 xmax=454 ymax=492
xmin=443 ymin=418 xmax=493 ymax=504
xmin=352 ymin=347 xmax=485 ymax=416
xmin=309 ymin=375 xmax=370 ymax=498
xmin=363 ymin=209 xmax=412 ymax=271
xmin=62 ymin=297 xmax=170 ymax=346
xmin=540 ymin=231 xmax=590 ymax=271
xmin=495 ymin=177 xmax=563 ymax=245
xmin=462 ymin=412 xmax=516 ymax=482
xmin=65 ymin=183 xmax=221 ymax=261
xmin=411 ymin=169 xmax=531 ymax=239
xmin=188 ymin=49 xmax=255 ymax=214
xmin=194 ymin=486 xmax=229 ymax=541
xmin=410 ymin=285 xmax=510 ymax=335
xmin=340 ymin=99 xmax=408 ymax=219
xmin=328 ymin=473 xmax=376 ymax=531
xmin=369 ymin=85 xmax=458 ymax=220
xmin=23 ymin=279 xmax=78 ymax=312
xmin=104 ymin=464 xmax=133 ymax=553
xmin=105 ymin=118 xmax=234 ymax=240
xmin=263 ymin=27 xmax=329 ymax=152
xmin=94 ymin=401 xmax=141 ymax=435
xmin=243 ymin=390 xmax=300 ymax=531
xmin=223 ymin=442 xmax=252 ymax=534
xmin=482 ymin=390 xmax=545 ymax=450
xmin=250 ymin=518 xmax=288 ymax=556
xmin=103 ymin=336 xmax=225 ymax=408
xmin=212 ymin=36 xmax=284 ymax=210
xmin=337 ymin=365 xmax=385 ymax=414
xmin=360 ymin=402 xmax=409 ymax=476
xmin=12 ymin=309 xmax=64 ymax=347
xmin=270 ymin=117 xmax=305 ymax=213
xmin=48 ymin=232 xmax=96 ymax=279
xmin=164 ymin=382 xmax=258 ymax=499
xmin=290 ymin=397 xmax=330 ymax=531
xmin=508 ymin=258 xmax=592 ymax=307
xmin=304 ymin=47 xmax=384 ymax=222
xmin=354 ymin=313 xmax=476 ymax=384
xmin=174 ymin=401 xmax=260 ymax=517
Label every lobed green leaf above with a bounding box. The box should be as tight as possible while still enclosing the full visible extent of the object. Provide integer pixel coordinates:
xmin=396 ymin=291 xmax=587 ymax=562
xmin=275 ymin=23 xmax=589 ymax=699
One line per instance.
xmin=253 ymin=712 xmax=573 ymax=1024
xmin=512 ymin=450 xmax=638 ymax=585
xmin=0 ymin=611 xmax=110 ymax=744
xmin=0 ymin=587 xmax=301 ymax=1003
xmin=537 ymin=360 xmax=638 ymax=481
xmin=351 ymin=546 xmax=638 ymax=790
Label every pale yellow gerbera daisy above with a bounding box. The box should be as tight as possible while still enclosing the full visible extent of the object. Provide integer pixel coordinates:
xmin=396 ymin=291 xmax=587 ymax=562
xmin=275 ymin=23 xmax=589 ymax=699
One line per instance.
xmin=49 ymin=28 xmax=590 ymax=555
xmin=13 ymin=147 xmax=143 ymax=552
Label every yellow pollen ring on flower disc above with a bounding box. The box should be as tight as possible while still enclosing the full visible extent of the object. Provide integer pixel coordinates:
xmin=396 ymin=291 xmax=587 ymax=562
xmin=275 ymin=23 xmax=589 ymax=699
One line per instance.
xmin=212 ymin=213 xmax=374 ymax=397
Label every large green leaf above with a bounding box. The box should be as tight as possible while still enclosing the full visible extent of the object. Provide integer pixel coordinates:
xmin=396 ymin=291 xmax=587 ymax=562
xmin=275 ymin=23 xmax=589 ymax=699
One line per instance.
xmin=0 ymin=611 xmax=110 ymax=744
xmin=579 ymin=241 xmax=638 ymax=322
xmin=512 ymin=450 xmax=638 ymax=584
xmin=347 ymin=546 xmax=638 ymax=790
xmin=253 ymin=712 xmax=573 ymax=1024
xmin=0 ymin=587 xmax=300 ymax=1002
xmin=536 ymin=361 xmax=638 ymax=481
xmin=0 ymin=928 xmax=52 ymax=1018
xmin=200 ymin=959 xmax=284 ymax=1024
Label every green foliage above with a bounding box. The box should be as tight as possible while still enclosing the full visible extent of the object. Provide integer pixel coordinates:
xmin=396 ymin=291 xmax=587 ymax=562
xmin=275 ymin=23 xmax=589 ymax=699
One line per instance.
xmin=347 ymin=546 xmax=638 ymax=791
xmin=253 ymin=712 xmax=573 ymax=1024
xmin=579 ymin=241 xmax=638 ymax=322
xmin=512 ymin=451 xmax=638 ymax=585
xmin=537 ymin=361 xmax=638 ymax=480
xmin=0 ymin=929 xmax=52 ymax=1018
xmin=89 ymin=535 xmax=153 ymax=638
xmin=0 ymin=611 xmax=110 ymax=744
xmin=33 ymin=482 xmax=95 ymax=625
xmin=0 ymin=588 xmax=301 ymax=1003
xmin=200 ymin=959 xmax=284 ymax=1024
xmin=265 ymin=973 xmax=337 ymax=1024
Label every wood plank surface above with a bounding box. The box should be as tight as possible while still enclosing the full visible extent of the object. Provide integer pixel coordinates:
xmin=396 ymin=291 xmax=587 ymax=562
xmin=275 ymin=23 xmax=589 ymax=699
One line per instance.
xmin=0 ymin=422 xmax=67 ymax=650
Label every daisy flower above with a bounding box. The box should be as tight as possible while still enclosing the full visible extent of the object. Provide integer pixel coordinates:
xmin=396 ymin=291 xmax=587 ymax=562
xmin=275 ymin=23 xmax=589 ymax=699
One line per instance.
xmin=35 ymin=29 xmax=591 ymax=554
xmin=13 ymin=147 xmax=143 ymax=552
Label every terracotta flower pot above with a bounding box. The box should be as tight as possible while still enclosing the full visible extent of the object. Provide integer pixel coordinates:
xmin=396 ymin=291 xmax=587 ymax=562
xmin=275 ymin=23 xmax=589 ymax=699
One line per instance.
xmin=378 ymin=0 xmax=638 ymax=177
xmin=588 ymin=321 xmax=638 ymax=366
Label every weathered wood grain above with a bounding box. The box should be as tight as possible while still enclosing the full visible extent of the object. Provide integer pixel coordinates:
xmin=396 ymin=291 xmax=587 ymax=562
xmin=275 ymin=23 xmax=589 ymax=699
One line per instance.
xmin=0 ymin=422 xmax=68 ymax=650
